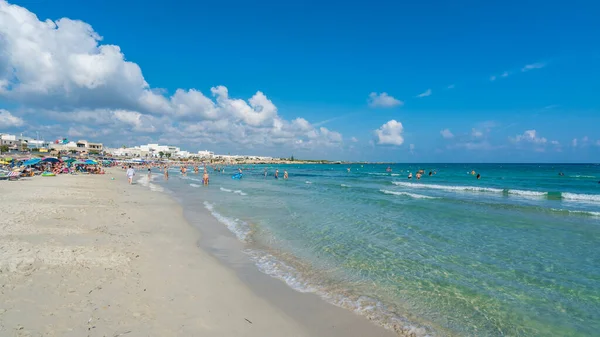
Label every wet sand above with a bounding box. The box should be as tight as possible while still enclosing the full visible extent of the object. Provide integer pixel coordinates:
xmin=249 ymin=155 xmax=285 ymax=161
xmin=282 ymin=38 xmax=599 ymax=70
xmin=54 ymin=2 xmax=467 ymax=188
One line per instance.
xmin=0 ymin=170 xmax=395 ymax=337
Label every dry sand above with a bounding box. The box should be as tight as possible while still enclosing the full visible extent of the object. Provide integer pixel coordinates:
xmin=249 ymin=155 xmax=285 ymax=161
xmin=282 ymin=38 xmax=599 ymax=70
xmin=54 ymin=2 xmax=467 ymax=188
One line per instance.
xmin=0 ymin=171 xmax=396 ymax=337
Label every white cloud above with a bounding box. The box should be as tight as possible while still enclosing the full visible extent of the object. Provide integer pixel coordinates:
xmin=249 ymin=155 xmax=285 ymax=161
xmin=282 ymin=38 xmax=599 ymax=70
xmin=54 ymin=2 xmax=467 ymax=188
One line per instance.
xmin=521 ymin=62 xmax=546 ymax=72
xmin=490 ymin=75 xmax=497 ymax=82
xmin=471 ymin=128 xmax=483 ymax=138
xmin=500 ymin=71 xmax=509 ymax=78
xmin=572 ymin=138 xmax=578 ymax=147
xmin=368 ymin=92 xmax=403 ymax=108
xmin=409 ymin=143 xmax=415 ymax=154
xmin=351 ymin=137 xmax=358 ymax=143
xmin=0 ymin=1 xmax=344 ymax=152
xmin=374 ymin=120 xmax=404 ymax=146
xmin=0 ymin=109 xmax=24 ymax=128
xmin=596 ymin=140 xmax=600 ymax=147
xmin=551 ymin=140 xmax=560 ymax=145
xmin=511 ymin=130 xmax=547 ymax=144
xmin=416 ymin=89 xmax=431 ymax=98
xmin=440 ymin=128 xmax=454 ymax=139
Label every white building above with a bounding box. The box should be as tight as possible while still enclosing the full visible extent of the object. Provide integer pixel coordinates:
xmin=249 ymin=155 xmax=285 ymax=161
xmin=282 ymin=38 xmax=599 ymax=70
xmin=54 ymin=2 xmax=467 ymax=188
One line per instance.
xmin=197 ymin=150 xmax=214 ymax=159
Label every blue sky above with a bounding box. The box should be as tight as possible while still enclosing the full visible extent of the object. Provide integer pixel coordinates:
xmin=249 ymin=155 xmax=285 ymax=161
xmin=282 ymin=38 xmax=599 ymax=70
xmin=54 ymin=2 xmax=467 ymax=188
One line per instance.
xmin=0 ymin=0 xmax=599 ymax=162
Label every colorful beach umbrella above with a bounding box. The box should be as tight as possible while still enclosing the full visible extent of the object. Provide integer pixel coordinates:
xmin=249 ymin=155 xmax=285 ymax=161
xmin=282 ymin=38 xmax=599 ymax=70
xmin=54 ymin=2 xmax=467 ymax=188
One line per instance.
xmin=22 ymin=158 xmax=41 ymax=166
xmin=42 ymin=157 xmax=61 ymax=163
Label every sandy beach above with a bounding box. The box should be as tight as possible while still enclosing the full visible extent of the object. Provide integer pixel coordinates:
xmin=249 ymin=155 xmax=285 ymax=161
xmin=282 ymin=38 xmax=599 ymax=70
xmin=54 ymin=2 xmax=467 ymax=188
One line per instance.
xmin=0 ymin=170 xmax=395 ymax=337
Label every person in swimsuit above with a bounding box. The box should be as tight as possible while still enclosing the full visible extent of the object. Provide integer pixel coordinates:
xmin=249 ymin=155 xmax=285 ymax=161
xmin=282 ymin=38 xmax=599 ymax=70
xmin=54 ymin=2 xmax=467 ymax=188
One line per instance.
xmin=284 ymin=170 xmax=288 ymax=180
xmin=148 ymin=167 xmax=151 ymax=178
xmin=408 ymin=172 xmax=413 ymax=179
xmin=264 ymin=168 xmax=268 ymax=178
xmin=275 ymin=169 xmax=279 ymax=179
xmin=164 ymin=166 xmax=169 ymax=180
xmin=203 ymin=169 xmax=209 ymax=185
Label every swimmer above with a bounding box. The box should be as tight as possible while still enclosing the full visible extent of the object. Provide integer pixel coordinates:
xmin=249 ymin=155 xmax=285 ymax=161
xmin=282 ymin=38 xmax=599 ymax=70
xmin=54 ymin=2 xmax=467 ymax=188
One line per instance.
xmin=284 ymin=170 xmax=288 ymax=180
xmin=428 ymin=171 xmax=432 ymax=176
xmin=416 ymin=172 xmax=422 ymax=180
xmin=202 ymin=169 xmax=209 ymax=185
xmin=408 ymin=172 xmax=413 ymax=179
xmin=476 ymin=173 xmax=481 ymax=180
xmin=347 ymin=167 xmax=351 ymax=173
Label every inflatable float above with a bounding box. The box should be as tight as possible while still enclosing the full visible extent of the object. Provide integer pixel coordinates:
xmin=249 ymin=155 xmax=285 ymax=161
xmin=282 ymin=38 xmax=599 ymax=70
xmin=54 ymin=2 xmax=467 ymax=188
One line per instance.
xmin=41 ymin=172 xmax=56 ymax=177
xmin=231 ymin=173 xmax=243 ymax=179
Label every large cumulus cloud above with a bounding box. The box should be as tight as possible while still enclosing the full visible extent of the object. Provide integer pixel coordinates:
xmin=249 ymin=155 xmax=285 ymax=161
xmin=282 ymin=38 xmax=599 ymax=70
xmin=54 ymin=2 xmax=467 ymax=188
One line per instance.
xmin=0 ymin=0 xmax=343 ymax=153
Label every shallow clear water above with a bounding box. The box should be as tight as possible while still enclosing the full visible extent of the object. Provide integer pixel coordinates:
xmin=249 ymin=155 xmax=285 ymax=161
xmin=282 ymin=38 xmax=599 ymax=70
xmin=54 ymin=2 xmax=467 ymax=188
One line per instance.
xmin=152 ymin=164 xmax=600 ymax=336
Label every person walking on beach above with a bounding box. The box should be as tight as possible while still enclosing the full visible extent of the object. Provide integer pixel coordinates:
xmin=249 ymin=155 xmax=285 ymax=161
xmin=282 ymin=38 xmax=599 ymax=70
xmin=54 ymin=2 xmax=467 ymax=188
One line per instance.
xmin=126 ymin=165 xmax=135 ymax=184
xmin=164 ymin=166 xmax=169 ymax=180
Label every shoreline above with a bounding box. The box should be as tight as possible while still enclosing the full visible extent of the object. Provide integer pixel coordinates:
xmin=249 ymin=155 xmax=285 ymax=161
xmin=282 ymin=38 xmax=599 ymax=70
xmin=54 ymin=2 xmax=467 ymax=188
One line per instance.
xmin=0 ymin=169 xmax=396 ymax=336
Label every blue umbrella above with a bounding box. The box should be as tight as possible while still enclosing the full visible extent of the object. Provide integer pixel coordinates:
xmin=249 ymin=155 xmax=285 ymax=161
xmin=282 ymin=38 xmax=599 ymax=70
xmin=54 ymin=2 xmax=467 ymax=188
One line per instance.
xmin=22 ymin=158 xmax=41 ymax=166
xmin=42 ymin=157 xmax=61 ymax=163
xmin=85 ymin=159 xmax=98 ymax=165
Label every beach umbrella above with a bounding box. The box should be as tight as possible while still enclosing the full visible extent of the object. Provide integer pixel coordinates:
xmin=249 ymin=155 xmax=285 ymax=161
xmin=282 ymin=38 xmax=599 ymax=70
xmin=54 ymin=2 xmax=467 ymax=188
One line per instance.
xmin=42 ymin=157 xmax=61 ymax=163
xmin=23 ymin=158 xmax=42 ymax=166
xmin=85 ymin=159 xmax=98 ymax=165
xmin=64 ymin=158 xmax=76 ymax=163
xmin=73 ymin=160 xmax=87 ymax=165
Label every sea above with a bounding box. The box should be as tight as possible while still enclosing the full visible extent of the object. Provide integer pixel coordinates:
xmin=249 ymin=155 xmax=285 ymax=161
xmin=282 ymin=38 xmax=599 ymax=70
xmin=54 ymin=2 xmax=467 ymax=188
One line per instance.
xmin=142 ymin=163 xmax=600 ymax=336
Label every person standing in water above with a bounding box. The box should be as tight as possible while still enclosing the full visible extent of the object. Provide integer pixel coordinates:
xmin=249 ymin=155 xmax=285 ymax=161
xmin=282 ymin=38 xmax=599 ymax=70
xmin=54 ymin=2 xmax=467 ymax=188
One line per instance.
xmin=126 ymin=165 xmax=135 ymax=184
xmin=203 ymin=169 xmax=209 ymax=185
xmin=264 ymin=168 xmax=268 ymax=178
xmin=275 ymin=169 xmax=279 ymax=179
xmin=284 ymin=170 xmax=289 ymax=180
xmin=408 ymin=172 xmax=413 ymax=179
xmin=147 ymin=167 xmax=152 ymax=178
xmin=164 ymin=165 xmax=169 ymax=180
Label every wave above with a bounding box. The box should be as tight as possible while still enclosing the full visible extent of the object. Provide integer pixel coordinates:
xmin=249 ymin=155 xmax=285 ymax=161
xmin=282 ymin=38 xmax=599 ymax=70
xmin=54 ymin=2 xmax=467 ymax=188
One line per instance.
xmin=550 ymin=208 xmax=600 ymax=217
xmin=220 ymin=187 xmax=247 ymax=196
xmin=392 ymin=181 xmax=503 ymax=193
xmin=244 ymin=248 xmax=428 ymax=337
xmin=380 ymin=189 xmax=437 ymax=199
xmin=305 ymin=181 xmax=312 ymax=184
xmin=203 ymin=202 xmax=251 ymax=241
xmin=392 ymin=181 xmax=600 ymax=203
xmin=569 ymin=175 xmax=596 ymax=178
xmin=562 ymin=192 xmax=600 ymax=203
xmin=189 ymin=183 xmax=201 ymax=188
xmin=137 ymin=175 xmax=164 ymax=192
xmin=341 ymin=184 xmax=351 ymax=188
xmin=507 ymin=189 xmax=547 ymax=197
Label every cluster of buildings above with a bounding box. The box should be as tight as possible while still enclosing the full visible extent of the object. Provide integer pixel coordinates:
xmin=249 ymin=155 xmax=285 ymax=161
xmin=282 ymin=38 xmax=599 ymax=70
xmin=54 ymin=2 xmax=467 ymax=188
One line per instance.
xmin=0 ymin=132 xmax=276 ymax=162
xmin=107 ymin=144 xmax=275 ymax=162
xmin=1 ymin=133 xmax=104 ymax=154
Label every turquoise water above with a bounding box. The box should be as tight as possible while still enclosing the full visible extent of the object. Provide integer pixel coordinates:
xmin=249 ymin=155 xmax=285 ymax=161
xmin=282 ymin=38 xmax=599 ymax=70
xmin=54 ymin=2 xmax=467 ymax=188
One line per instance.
xmin=153 ymin=164 xmax=600 ymax=336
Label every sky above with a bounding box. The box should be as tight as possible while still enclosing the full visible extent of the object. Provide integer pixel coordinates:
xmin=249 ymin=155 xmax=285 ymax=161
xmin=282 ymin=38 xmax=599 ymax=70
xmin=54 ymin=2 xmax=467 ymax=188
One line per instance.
xmin=0 ymin=0 xmax=599 ymax=162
